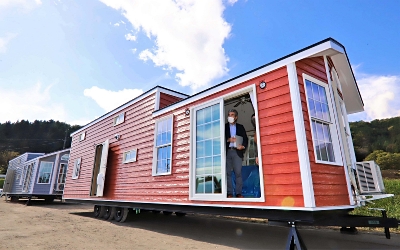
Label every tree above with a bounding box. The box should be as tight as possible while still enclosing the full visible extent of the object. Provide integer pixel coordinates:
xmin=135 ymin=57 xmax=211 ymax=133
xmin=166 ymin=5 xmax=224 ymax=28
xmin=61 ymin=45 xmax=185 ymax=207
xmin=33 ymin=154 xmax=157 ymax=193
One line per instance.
xmin=364 ymin=150 xmax=400 ymax=170
xmin=0 ymin=151 xmax=20 ymax=174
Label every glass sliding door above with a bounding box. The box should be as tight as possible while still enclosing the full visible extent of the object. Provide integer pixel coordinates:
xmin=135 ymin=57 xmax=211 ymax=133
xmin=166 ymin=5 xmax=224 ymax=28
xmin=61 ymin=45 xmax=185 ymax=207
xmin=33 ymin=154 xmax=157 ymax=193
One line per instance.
xmin=195 ymin=102 xmax=222 ymax=194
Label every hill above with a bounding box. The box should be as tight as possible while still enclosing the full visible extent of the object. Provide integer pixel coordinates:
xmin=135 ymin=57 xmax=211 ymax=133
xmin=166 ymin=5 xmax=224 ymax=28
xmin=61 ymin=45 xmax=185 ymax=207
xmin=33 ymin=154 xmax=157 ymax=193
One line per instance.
xmin=0 ymin=120 xmax=81 ymax=174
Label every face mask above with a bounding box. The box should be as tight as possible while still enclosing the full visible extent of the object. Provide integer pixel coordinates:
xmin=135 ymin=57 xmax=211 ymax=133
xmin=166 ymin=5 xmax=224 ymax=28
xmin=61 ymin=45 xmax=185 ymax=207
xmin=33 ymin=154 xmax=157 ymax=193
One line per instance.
xmin=227 ymin=117 xmax=235 ymax=124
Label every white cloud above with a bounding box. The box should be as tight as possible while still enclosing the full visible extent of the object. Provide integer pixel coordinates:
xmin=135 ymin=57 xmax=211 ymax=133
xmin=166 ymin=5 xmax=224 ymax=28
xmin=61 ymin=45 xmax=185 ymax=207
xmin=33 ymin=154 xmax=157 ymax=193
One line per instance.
xmin=131 ymin=48 xmax=137 ymax=54
xmin=227 ymin=0 xmax=238 ymax=5
xmin=354 ymin=74 xmax=400 ymax=120
xmin=114 ymin=23 xmax=120 ymax=27
xmin=0 ymin=82 xmax=67 ymax=123
xmin=0 ymin=33 xmax=17 ymax=53
xmin=125 ymin=33 xmax=136 ymax=41
xmin=349 ymin=65 xmax=400 ymax=121
xmin=83 ymin=86 xmax=144 ymax=112
xmin=98 ymin=0 xmax=234 ymax=90
xmin=0 ymin=0 xmax=42 ymax=11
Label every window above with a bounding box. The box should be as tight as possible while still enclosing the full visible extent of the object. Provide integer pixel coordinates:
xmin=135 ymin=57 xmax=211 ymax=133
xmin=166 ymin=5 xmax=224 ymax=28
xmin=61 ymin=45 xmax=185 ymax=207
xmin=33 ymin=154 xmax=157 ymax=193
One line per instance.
xmin=79 ymin=132 xmax=86 ymax=141
xmin=37 ymin=161 xmax=53 ymax=184
xmin=72 ymin=158 xmax=81 ymax=179
xmin=243 ymin=134 xmax=257 ymax=166
xmin=305 ymin=77 xmax=337 ymax=163
xmin=152 ymin=116 xmax=173 ymax=175
xmin=123 ymin=149 xmax=137 ymax=163
xmin=113 ymin=112 xmax=125 ymax=126
xmin=23 ymin=163 xmax=34 ymax=192
xmin=194 ymin=103 xmax=222 ymax=194
xmin=57 ymin=163 xmax=68 ymax=185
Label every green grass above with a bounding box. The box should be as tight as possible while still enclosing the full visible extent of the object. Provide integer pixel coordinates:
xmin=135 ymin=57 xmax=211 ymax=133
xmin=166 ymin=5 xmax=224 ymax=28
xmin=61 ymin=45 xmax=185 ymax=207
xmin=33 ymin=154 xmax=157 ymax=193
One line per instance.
xmin=351 ymin=179 xmax=400 ymax=232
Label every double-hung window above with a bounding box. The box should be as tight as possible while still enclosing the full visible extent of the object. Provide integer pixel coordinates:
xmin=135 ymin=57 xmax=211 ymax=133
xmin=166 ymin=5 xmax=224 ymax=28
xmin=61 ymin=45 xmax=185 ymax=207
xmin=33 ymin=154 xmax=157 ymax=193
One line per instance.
xmin=304 ymin=76 xmax=340 ymax=164
xmin=153 ymin=116 xmax=173 ymax=175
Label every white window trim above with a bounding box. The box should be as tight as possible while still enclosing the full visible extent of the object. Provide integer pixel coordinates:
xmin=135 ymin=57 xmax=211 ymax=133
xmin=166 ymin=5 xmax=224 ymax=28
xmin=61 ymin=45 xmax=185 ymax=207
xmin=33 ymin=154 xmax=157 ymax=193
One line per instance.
xmin=123 ymin=149 xmax=138 ymax=163
xmin=36 ymin=161 xmax=54 ymax=184
xmin=113 ymin=112 xmax=125 ymax=126
xmin=303 ymin=73 xmax=343 ymax=166
xmin=152 ymin=115 xmax=173 ymax=176
xmin=72 ymin=157 xmax=81 ymax=180
xmin=189 ymin=84 xmax=265 ymax=202
xmin=79 ymin=132 xmax=86 ymax=141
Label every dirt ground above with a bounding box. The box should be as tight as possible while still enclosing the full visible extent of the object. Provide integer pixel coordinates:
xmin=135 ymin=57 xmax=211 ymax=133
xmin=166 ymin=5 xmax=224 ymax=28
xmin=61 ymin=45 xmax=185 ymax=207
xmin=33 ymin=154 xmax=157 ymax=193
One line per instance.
xmin=0 ymin=199 xmax=234 ymax=250
xmin=1 ymin=198 xmax=399 ymax=249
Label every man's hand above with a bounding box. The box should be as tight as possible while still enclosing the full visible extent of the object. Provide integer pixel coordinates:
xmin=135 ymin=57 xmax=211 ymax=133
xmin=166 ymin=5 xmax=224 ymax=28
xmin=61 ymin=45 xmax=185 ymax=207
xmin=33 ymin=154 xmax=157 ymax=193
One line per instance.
xmin=228 ymin=137 xmax=236 ymax=143
xmin=255 ymin=157 xmax=259 ymax=165
xmin=237 ymin=144 xmax=245 ymax=150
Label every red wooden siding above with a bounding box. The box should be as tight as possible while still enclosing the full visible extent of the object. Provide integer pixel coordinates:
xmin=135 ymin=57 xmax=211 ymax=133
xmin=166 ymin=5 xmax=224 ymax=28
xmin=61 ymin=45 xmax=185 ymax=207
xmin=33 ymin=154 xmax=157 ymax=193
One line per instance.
xmin=65 ymin=67 xmax=305 ymax=208
xmin=159 ymin=92 xmax=184 ymax=109
xmin=296 ymin=57 xmax=350 ymax=207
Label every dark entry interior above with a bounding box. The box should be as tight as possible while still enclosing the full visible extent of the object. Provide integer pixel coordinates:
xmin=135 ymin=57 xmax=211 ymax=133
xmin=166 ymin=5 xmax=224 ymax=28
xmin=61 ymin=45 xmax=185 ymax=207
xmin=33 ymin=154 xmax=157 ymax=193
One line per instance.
xmin=90 ymin=144 xmax=103 ymax=196
xmin=224 ymin=92 xmax=261 ymax=198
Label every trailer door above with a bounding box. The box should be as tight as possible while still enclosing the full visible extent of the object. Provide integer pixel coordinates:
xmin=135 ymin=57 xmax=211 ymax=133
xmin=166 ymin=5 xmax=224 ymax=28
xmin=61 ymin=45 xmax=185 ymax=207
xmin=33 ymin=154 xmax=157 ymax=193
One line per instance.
xmin=3 ymin=169 xmax=15 ymax=193
xmin=96 ymin=139 xmax=109 ymax=197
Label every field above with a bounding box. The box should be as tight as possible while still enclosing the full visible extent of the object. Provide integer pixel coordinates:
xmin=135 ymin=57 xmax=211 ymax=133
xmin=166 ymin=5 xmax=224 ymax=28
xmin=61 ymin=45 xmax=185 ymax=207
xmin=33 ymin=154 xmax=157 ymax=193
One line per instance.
xmin=351 ymin=179 xmax=400 ymax=232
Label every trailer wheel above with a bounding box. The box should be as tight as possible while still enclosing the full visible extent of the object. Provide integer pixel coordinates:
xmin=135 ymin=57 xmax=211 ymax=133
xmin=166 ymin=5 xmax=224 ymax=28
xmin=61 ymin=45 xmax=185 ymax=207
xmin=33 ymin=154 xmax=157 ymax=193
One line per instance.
xmin=163 ymin=211 xmax=173 ymax=216
xmin=114 ymin=207 xmax=129 ymax=223
xmin=94 ymin=205 xmax=102 ymax=218
xmin=45 ymin=198 xmax=54 ymax=203
xmin=10 ymin=196 xmax=19 ymax=202
xmin=152 ymin=210 xmax=161 ymax=214
xmin=107 ymin=207 xmax=116 ymax=221
xmin=103 ymin=206 xmax=113 ymax=220
xmin=175 ymin=212 xmax=186 ymax=217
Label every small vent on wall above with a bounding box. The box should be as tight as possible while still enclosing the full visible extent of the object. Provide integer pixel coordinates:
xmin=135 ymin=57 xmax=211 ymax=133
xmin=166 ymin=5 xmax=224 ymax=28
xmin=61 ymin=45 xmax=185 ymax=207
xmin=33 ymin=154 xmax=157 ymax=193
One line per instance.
xmin=355 ymin=161 xmax=385 ymax=194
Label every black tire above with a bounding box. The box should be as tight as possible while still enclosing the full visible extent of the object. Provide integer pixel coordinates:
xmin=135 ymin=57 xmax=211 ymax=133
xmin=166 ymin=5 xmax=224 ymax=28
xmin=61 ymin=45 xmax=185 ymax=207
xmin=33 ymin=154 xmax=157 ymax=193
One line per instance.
xmin=10 ymin=196 xmax=19 ymax=202
xmin=175 ymin=212 xmax=186 ymax=217
xmin=108 ymin=207 xmax=116 ymax=221
xmin=163 ymin=211 xmax=173 ymax=216
xmin=94 ymin=205 xmax=102 ymax=218
xmin=103 ymin=206 xmax=113 ymax=220
xmin=152 ymin=210 xmax=161 ymax=214
xmin=114 ymin=207 xmax=129 ymax=222
xmin=45 ymin=198 xmax=54 ymax=203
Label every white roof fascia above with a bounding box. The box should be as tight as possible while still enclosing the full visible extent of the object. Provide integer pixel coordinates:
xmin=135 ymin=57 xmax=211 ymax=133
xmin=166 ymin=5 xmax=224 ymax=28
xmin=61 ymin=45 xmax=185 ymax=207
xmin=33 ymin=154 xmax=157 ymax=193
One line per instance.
xmin=153 ymin=40 xmax=345 ymax=117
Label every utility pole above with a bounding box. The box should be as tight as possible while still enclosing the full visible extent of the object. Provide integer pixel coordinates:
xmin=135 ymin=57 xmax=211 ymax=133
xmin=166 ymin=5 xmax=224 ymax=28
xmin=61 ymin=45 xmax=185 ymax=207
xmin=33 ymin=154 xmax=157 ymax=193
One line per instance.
xmin=63 ymin=128 xmax=69 ymax=149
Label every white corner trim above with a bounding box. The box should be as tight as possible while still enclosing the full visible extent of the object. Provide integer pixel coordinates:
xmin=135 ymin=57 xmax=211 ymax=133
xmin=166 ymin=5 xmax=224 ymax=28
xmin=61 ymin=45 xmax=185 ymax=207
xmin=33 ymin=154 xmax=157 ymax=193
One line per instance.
xmin=323 ymin=56 xmax=355 ymax=205
xmin=154 ymin=89 xmax=160 ymax=111
xmin=29 ymin=160 xmax=39 ymax=194
xmin=49 ymin=153 xmax=61 ymax=194
xmin=287 ymin=63 xmax=315 ymax=208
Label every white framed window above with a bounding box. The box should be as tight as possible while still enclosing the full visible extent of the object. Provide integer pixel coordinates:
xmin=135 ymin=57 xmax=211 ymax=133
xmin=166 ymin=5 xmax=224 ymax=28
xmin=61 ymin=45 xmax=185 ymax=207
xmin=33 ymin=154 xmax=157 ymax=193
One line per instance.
xmin=37 ymin=161 xmax=54 ymax=184
xmin=72 ymin=158 xmax=81 ymax=179
xmin=193 ymin=101 xmax=223 ymax=196
xmin=113 ymin=112 xmax=125 ymax=126
xmin=123 ymin=149 xmax=137 ymax=163
xmin=79 ymin=132 xmax=86 ymax=141
xmin=152 ymin=115 xmax=173 ymax=175
xmin=304 ymin=74 xmax=342 ymax=165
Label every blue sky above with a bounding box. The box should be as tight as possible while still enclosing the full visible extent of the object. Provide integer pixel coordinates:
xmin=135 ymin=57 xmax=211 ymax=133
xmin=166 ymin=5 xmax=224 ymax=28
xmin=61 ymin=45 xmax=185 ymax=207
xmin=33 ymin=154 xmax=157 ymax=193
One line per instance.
xmin=0 ymin=0 xmax=399 ymax=125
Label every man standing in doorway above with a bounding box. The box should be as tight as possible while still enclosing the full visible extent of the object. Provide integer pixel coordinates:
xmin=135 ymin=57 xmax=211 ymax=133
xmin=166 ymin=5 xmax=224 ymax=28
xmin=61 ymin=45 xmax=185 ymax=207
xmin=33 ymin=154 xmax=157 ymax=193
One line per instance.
xmin=225 ymin=109 xmax=248 ymax=198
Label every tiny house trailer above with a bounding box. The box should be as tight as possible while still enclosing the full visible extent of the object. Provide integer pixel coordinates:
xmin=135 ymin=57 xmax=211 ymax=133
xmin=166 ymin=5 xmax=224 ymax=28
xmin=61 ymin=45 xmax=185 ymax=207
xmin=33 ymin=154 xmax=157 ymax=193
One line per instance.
xmin=63 ymin=38 xmax=398 ymax=248
xmin=4 ymin=149 xmax=70 ymax=203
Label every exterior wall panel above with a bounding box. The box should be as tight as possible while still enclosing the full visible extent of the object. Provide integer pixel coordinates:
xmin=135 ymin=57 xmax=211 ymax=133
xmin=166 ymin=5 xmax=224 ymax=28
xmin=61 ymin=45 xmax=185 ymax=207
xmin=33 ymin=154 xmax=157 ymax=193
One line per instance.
xmin=65 ymin=67 xmax=305 ymax=208
xmin=296 ymin=57 xmax=350 ymax=207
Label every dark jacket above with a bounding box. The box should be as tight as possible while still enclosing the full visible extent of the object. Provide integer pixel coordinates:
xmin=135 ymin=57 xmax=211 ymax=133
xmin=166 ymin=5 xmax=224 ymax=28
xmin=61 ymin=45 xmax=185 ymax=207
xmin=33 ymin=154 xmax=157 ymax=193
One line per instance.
xmin=225 ymin=122 xmax=248 ymax=158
